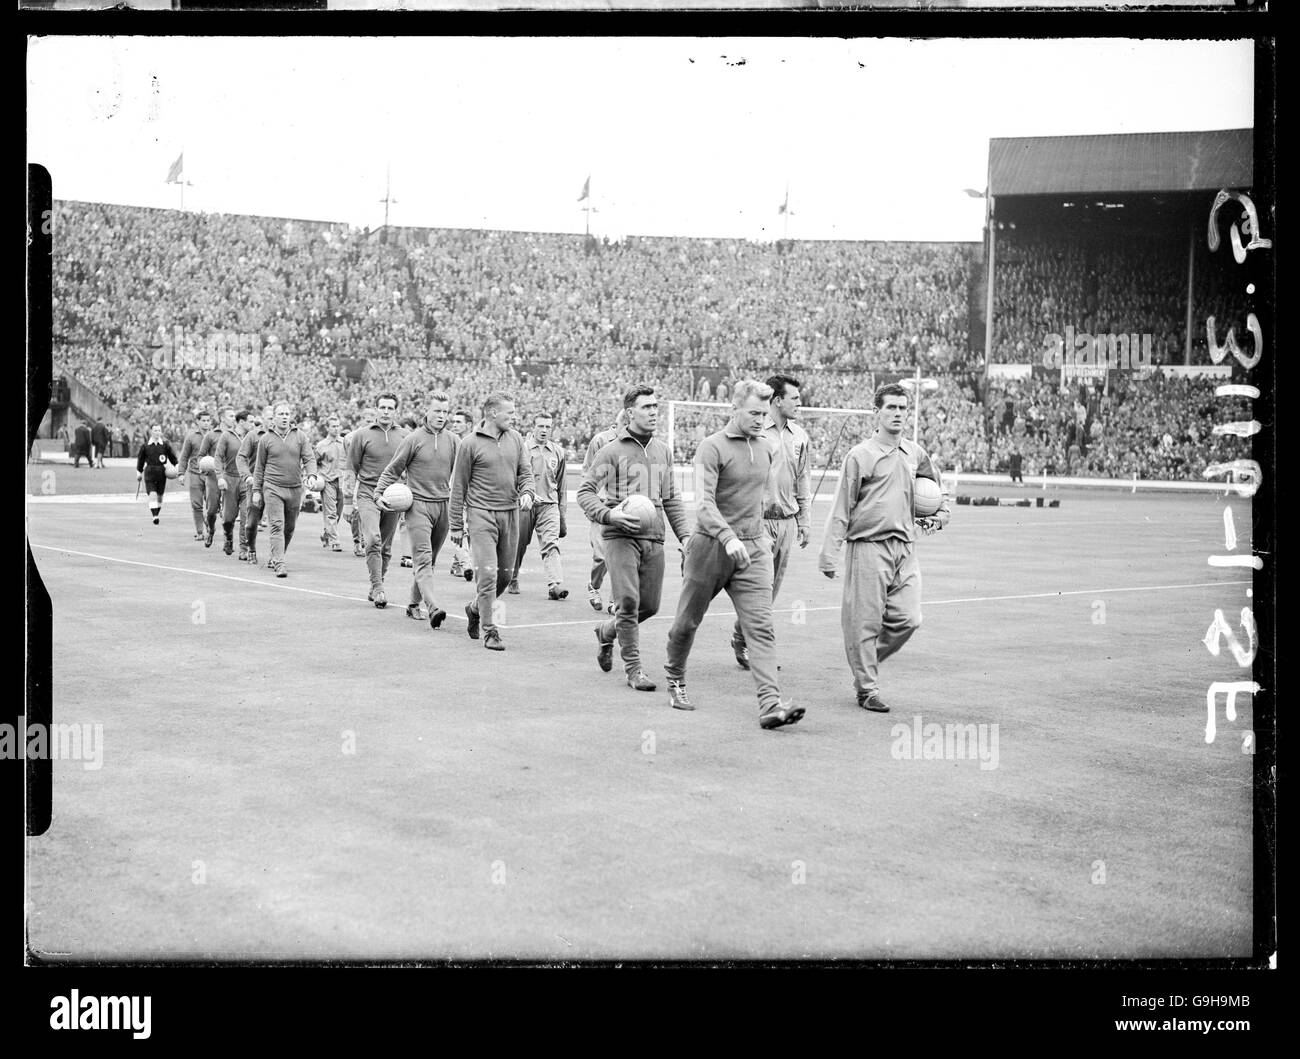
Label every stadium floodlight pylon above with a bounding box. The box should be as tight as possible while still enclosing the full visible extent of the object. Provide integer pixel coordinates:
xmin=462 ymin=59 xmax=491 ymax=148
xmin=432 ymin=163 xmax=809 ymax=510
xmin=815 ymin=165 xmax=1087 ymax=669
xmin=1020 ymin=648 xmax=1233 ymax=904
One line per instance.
xmin=665 ymin=399 xmax=876 ymax=502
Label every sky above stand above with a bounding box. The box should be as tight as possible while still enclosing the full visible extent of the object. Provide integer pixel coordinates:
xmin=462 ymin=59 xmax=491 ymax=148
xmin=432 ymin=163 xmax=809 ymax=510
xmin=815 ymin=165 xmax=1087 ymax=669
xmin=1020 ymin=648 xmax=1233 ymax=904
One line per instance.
xmin=28 ymin=36 xmax=1255 ymax=242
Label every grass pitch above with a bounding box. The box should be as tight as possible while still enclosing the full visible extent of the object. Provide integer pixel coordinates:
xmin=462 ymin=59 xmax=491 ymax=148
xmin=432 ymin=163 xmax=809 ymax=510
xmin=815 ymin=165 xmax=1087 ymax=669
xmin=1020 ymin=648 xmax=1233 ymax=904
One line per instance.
xmin=26 ymin=465 xmax=1255 ymax=959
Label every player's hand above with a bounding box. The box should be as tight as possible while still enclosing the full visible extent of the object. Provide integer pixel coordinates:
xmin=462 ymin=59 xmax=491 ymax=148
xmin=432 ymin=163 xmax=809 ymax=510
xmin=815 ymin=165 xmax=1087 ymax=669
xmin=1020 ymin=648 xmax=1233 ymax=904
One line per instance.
xmin=252 ymin=491 xmax=262 ymax=507
xmin=724 ymin=538 xmax=750 ymax=568
xmin=519 ymin=492 xmax=534 ymax=511
xmin=608 ymin=510 xmax=639 ymax=531
xmin=820 ymin=564 xmax=837 ymax=579
xmin=933 ymin=503 xmax=951 ymax=529
xmin=217 ymin=477 xmax=228 ymax=492
xmin=374 ymin=493 xmax=389 ymax=511
xmin=796 ymin=525 xmax=810 ymax=549
xmin=179 ymin=474 xmax=187 ymax=487
xmin=452 ymin=533 xmax=464 ymax=548
xmin=136 ymin=471 xmax=142 ymax=481
xmin=559 ymin=522 xmax=567 ymax=539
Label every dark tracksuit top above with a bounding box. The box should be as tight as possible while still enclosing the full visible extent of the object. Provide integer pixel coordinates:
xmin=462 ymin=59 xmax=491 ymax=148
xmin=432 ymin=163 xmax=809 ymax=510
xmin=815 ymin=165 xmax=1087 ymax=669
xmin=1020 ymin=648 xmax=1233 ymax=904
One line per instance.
xmin=692 ymin=427 xmax=776 ymax=547
xmin=236 ymin=429 xmax=266 ymax=482
xmin=196 ymin=428 xmax=223 ymax=469
xmin=577 ymin=428 xmax=690 ymax=545
xmin=448 ymin=423 xmax=535 ymax=538
xmin=178 ymin=428 xmax=208 ymax=474
xmin=210 ymin=427 xmax=242 ymax=483
xmin=348 ymin=423 xmax=406 ymax=497
xmin=253 ymin=427 xmax=318 ymax=493
xmin=375 ymin=424 xmax=459 ymax=501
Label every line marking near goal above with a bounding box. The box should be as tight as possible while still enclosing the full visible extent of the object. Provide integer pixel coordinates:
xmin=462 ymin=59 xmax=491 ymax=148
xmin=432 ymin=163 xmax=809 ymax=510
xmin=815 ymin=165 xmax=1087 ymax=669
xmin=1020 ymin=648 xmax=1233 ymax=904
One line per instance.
xmin=30 ymin=544 xmax=1247 ymax=631
xmin=31 ymin=544 xmax=382 ymax=608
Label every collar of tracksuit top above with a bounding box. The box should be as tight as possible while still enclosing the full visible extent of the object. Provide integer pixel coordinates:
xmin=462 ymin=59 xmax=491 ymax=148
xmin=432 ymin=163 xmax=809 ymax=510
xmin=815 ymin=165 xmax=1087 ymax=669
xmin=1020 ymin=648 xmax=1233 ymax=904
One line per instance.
xmin=723 ymin=424 xmax=765 ymax=457
xmin=408 ymin=423 xmax=456 ymax=488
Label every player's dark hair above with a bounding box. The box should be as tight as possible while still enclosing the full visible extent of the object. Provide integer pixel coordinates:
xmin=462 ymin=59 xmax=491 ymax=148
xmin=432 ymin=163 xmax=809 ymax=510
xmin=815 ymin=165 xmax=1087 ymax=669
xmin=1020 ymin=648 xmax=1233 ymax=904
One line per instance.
xmin=534 ymin=411 xmax=553 ymax=423
xmin=874 ymin=382 xmax=910 ymax=409
xmin=376 ymin=392 xmax=399 ymax=409
xmin=623 ymin=385 xmax=656 ymax=410
xmin=453 ymin=409 xmax=471 ymax=421
xmin=234 ymin=410 xmax=250 ymax=425
xmin=766 ymin=374 xmax=802 ymax=400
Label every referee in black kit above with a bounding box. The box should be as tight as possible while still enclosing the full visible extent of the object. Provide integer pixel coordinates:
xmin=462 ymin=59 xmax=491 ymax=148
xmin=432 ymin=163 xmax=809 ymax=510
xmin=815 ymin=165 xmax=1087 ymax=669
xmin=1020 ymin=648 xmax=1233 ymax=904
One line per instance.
xmin=135 ymin=424 xmax=179 ymax=525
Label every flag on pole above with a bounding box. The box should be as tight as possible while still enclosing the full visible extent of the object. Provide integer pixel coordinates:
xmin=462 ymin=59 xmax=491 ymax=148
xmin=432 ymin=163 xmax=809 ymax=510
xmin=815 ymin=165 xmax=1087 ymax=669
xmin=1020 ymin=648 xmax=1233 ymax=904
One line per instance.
xmin=166 ymin=153 xmax=184 ymax=184
xmin=962 ymin=188 xmax=985 ymax=198
xmin=778 ymin=187 xmax=789 ymax=214
xmin=577 ymin=176 xmax=590 ymax=202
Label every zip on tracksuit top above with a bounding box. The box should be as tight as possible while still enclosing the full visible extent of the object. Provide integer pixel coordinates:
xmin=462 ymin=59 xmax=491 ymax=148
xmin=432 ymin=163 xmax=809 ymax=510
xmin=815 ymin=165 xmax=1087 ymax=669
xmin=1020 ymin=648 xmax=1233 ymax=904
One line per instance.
xmin=347 ymin=423 xmax=407 ymax=496
xmin=375 ymin=423 xmax=459 ymax=502
xmin=448 ymin=422 xmax=536 ymax=537
xmin=577 ymin=427 xmax=690 ymax=544
xmin=253 ymin=427 xmax=318 ymax=493
xmin=691 ymin=426 xmax=776 ymax=547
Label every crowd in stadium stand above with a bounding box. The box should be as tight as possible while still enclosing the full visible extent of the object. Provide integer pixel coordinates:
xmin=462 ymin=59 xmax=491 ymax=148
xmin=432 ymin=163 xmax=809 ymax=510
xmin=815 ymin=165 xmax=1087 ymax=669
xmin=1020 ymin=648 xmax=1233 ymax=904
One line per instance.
xmin=990 ymin=223 xmax=1253 ymax=366
xmin=984 ymin=371 xmax=1253 ymax=480
xmin=49 ymin=200 xmax=1251 ymax=481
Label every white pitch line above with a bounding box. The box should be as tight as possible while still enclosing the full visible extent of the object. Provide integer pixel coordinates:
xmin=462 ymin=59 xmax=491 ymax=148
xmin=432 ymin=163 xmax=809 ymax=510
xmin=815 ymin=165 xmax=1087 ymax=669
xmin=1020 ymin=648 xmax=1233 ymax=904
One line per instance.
xmin=494 ymin=579 xmax=1252 ymax=629
xmin=29 ymin=543 xmax=1248 ymax=630
xmin=31 ymin=544 xmax=378 ymax=607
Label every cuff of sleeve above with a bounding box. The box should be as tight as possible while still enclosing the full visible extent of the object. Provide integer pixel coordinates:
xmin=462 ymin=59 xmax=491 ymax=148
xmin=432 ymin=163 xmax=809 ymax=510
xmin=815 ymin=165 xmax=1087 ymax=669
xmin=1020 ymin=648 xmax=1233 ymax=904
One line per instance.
xmin=717 ymin=530 xmax=738 ymax=549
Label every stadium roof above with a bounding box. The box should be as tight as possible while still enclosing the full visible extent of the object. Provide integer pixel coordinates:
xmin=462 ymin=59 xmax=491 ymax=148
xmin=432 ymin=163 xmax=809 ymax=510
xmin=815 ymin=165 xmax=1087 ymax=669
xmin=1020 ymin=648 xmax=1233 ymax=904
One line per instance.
xmin=989 ymin=129 xmax=1253 ymax=197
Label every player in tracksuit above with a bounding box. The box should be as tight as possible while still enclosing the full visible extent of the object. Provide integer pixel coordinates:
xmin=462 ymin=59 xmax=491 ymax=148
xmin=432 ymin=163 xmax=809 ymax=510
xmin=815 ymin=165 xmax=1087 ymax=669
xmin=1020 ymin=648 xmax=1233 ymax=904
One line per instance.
xmin=818 ymin=382 xmax=951 ymax=714
xmin=252 ymin=402 xmax=320 ymax=578
xmin=236 ymin=416 xmax=266 ymax=564
xmin=578 ymin=386 xmax=690 ymax=694
xmin=664 ymin=379 xmax=803 ymax=730
xmin=342 ymin=406 xmax=376 ymax=557
xmin=447 ymin=410 xmax=475 ymax=580
xmin=449 ymin=392 xmax=535 ymax=652
xmin=729 ymin=374 xmax=813 ymax=670
xmin=177 ymin=410 xmax=213 ymax=541
xmin=348 ymin=393 xmax=407 ymax=607
xmin=195 ymin=411 xmax=229 ymax=548
xmin=135 ymin=425 xmax=179 ymax=525
xmin=509 ymin=412 xmax=569 ymax=600
xmin=315 ymin=415 xmax=347 ymax=552
xmin=582 ymin=408 xmax=627 ymax=613
xmin=203 ymin=408 xmax=245 ymax=556
xmin=374 ymin=392 xmax=459 ymax=631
